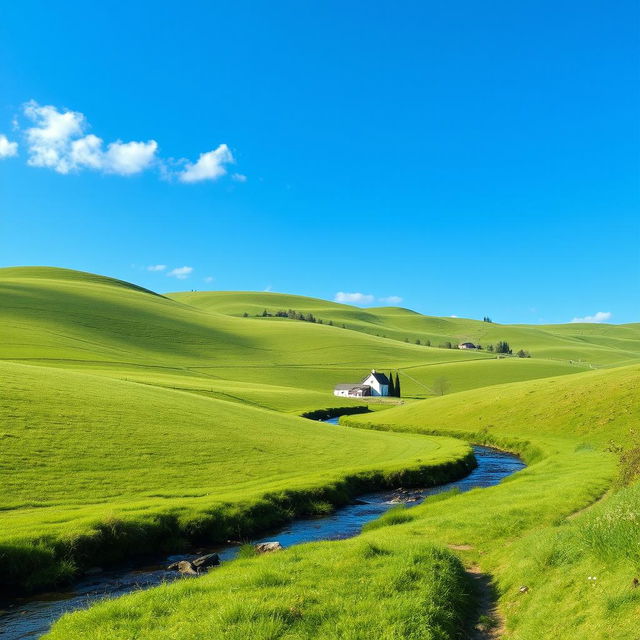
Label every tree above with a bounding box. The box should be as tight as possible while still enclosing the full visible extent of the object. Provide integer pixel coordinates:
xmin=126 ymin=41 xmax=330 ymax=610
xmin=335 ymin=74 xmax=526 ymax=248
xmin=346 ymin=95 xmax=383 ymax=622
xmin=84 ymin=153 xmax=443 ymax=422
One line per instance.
xmin=395 ymin=373 xmax=402 ymax=398
xmin=483 ymin=316 xmax=493 ymax=323
xmin=262 ymin=309 xmax=269 ymax=317
xmin=487 ymin=344 xmax=494 ymax=352
xmin=432 ymin=376 xmax=450 ymax=396
xmin=425 ymin=339 xmax=431 ymax=347
xmin=242 ymin=312 xmax=249 ymax=317
xmin=388 ymin=373 xmax=396 ymax=397
xmin=496 ymin=341 xmax=512 ymax=354
xmin=415 ymin=338 xmax=421 ymax=345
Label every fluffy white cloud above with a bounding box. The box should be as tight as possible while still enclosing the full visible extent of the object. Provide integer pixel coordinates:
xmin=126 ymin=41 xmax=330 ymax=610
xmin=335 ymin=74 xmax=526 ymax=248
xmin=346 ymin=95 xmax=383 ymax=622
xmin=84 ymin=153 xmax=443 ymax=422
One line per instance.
xmin=334 ymin=292 xmax=375 ymax=304
xmin=24 ymin=101 xmax=85 ymax=173
xmin=146 ymin=264 xmax=166 ymax=272
xmin=167 ymin=266 xmax=193 ymax=280
xmin=0 ymin=134 xmax=18 ymax=158
xmin=179 ymin=144 xmax=234 ymax=183
xmin=23 ymin=101 xmax=158 ymax=176
xmin=570 ymin=311 xmax=612 ymax=324
xmin=378 ymin=296 xmax=403 ymax=305
xmin=14 ymin=101 xmax=242 ymax=183
xmin=103 ymin=140 xmax=158 ymax=175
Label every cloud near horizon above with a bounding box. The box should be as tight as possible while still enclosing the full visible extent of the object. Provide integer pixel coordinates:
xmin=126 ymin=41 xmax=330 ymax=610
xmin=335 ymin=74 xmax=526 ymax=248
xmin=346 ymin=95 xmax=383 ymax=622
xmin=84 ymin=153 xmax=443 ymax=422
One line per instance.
xmin=570 ymin=311 xmax=612 ymax=324
xmin=167 ymin=266 xmax=193 ymax=280
xmin=334 ymin=292 xmax=375 ymax=304
xmin=334 ymin=292 xmax=403 ymax=305
xmin=146 ymin=264 xmax=166 ymax=272
xmin=7 ymin=101 xmax=239 ymax=182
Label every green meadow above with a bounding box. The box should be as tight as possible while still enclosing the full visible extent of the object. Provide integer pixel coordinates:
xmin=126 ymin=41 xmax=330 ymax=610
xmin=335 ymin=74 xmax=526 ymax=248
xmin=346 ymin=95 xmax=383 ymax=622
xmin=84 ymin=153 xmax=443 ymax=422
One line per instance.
xmin=1 ymin=266 xmax=638 ymax=638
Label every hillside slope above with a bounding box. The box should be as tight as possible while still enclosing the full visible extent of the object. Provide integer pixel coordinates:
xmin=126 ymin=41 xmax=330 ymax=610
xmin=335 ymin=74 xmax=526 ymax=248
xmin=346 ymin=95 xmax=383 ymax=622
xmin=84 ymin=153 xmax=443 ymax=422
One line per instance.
xmin=169 ymin=290 xmax=640 ymax=366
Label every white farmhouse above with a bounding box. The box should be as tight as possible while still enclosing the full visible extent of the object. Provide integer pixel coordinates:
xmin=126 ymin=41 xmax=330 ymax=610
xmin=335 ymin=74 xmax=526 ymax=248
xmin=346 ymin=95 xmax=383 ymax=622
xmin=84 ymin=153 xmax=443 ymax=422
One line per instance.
xmin=333 ymin=370 xmax=391 ymax=398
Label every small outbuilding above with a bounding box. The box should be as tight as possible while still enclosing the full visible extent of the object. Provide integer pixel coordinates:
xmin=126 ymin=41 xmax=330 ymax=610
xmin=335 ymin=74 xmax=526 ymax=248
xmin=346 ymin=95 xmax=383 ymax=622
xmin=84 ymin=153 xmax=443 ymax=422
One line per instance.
xmin=458 ymin=342 xmax=477 ymax=350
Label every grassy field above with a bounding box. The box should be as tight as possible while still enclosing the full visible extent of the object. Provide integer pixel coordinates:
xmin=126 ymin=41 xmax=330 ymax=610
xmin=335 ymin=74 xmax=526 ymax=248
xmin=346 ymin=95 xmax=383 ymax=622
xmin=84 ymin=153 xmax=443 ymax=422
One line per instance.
xmin=0 ymin=360 xmax=472 ymax=591
xmin=170 ymin=290 xmax=640 ymax=367
xmin=43 ymin=365 xmax=639 ymax=639
xmin=1 ymin=266 xmax=638 ymax=638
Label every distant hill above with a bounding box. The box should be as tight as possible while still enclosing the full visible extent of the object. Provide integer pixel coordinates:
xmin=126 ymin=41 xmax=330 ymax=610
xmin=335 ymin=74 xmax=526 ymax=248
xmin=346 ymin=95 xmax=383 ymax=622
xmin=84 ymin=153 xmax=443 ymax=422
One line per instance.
xmin=169 ymin=289 xmax=640 ymax=366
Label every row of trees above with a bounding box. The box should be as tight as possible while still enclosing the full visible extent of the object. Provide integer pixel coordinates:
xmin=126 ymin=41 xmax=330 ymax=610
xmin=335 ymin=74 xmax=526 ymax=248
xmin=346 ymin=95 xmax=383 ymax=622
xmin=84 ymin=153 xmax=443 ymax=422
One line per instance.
xmin=387 ymin=372 xmax=402 ymax=398
xmin=248 ymin=309 xmax=341 ymax=326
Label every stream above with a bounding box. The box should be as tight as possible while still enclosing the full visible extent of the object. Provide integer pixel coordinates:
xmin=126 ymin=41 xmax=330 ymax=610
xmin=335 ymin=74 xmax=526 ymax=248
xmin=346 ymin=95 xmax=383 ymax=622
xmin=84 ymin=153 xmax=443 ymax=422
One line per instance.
xmin=0 ymin=418 xmax=524 ymax=639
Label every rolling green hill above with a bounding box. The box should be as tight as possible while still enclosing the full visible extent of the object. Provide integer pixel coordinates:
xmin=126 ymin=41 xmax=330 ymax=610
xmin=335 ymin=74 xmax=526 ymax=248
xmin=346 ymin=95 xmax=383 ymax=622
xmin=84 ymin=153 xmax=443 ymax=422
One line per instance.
xmin=2 ymin=266 xmax=638 ymax=638
xmin=170 ymin=290 xmax=640 ymax=366
xmin=45 ymin=365 xmax=640 ymax=640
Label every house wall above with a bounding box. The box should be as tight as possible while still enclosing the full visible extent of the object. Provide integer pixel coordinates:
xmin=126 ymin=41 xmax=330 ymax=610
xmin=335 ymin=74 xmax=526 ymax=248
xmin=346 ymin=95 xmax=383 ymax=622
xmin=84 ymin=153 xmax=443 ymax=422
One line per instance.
xmin=362 ymin=375 xmax=388 ymax=397
xmin=334 ymin=389 xmax=350 ymax=397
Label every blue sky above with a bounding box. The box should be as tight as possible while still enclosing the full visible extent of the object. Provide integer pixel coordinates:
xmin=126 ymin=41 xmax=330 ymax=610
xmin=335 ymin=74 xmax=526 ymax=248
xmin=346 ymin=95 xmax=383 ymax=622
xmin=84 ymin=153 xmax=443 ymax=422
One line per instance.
xmin=1 ymin=1 xmax=638 ymax=324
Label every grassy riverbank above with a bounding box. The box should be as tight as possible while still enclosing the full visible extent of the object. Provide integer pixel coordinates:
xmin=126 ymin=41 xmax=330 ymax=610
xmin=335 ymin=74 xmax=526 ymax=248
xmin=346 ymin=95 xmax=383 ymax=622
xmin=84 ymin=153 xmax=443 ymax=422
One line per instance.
xmin=43 ymin=365 xmax=639 ymax=639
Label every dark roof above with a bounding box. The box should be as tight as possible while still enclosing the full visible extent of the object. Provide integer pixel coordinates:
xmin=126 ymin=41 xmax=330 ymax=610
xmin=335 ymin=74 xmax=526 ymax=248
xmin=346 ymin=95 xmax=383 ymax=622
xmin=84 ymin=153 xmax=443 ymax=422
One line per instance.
xmin=362 ymin=371 xmax=390 ymax=385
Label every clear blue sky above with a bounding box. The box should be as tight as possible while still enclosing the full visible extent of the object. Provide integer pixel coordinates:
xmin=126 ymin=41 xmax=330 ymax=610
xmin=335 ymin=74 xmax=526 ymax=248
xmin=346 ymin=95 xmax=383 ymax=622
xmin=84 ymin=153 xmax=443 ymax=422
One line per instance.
xmin=1 ymin=1 xmax=638 ymax=323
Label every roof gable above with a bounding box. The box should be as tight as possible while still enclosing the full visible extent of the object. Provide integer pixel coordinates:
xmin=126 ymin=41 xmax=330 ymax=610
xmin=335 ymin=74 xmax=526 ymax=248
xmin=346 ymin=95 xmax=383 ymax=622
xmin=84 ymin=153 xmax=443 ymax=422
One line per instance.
xmin=362 ymin=371 xmax=390 ymax=385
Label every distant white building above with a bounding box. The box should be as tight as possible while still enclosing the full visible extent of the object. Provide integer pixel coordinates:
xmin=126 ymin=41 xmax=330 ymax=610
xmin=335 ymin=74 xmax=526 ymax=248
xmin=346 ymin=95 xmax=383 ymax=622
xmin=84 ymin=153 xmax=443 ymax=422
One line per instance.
xmin=458 ymin=342 xmax=476 ymax=350
xmin=333 ymin=370 xmax=390 ymax=398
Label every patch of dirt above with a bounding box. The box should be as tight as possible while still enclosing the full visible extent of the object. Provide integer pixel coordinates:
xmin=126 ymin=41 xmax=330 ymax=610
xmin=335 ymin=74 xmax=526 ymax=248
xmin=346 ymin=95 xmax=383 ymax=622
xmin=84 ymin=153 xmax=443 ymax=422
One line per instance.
xmin=466 ymin=566 xmax=505 ymax=640
xmin=448 ymin=544 xmax=474 ymax=551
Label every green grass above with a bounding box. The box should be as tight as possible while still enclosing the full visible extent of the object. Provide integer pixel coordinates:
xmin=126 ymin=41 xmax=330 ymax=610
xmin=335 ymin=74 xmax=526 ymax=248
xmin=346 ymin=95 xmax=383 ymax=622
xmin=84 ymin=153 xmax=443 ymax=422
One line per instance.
xmin=44 ymin=365 xmax=639 ymax=639
xmin=0 ymin=359 xmax=472 ymax=591
xmin=2 ymin=266 xmax=638 ymax=638
xmin=169 ymin=290 xmax=640 ymax=367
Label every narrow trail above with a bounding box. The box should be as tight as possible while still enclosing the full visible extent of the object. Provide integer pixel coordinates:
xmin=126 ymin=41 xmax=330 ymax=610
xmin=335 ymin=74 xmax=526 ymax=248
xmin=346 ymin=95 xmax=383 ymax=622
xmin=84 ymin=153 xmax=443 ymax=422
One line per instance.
xmin=466 ymin=566 xmax=505 ymax=640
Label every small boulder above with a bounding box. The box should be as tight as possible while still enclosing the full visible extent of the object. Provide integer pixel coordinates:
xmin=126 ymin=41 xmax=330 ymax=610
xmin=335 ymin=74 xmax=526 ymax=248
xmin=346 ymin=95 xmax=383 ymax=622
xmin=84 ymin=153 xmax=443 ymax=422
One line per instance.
xmin=168 ymin=560 xmax=197 ymax=575
xmin=192 ymin=553 xmax=220 ymax=571
xmin=519 ymin=585 xmax=529 ymax=593
xmin=255 ymin=541 xmax=283 ymax=553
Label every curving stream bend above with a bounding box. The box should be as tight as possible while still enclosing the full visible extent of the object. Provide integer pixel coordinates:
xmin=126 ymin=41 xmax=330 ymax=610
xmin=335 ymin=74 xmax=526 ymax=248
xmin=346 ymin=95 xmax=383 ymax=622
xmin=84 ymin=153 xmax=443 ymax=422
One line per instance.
xmin=0 ymin=418 xmax=524 ymax=640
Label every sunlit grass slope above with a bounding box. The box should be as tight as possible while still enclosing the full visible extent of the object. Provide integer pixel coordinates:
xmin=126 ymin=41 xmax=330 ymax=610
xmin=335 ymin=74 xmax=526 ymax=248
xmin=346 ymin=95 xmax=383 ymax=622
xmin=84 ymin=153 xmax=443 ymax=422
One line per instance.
xmin=0 ymin=360 xmax=471 ymax=590
xmin=341 ymin=365 xmax=640 ymax=639
xmin=45 ymin=366 xmax=640 ymax=640
xmin=171 ymin=290 xmax=640 ymax=366
xmin=0 ymin=266 xmax=487 ymax=376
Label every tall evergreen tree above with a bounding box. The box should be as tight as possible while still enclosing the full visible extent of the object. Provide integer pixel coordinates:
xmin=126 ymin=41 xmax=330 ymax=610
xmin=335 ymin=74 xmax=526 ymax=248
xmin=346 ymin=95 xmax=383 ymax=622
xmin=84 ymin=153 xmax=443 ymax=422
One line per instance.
xmin=395 ymin=373 xmax=402 ymax=398
xmin=388 ymin=372 xmax=395 ymax=397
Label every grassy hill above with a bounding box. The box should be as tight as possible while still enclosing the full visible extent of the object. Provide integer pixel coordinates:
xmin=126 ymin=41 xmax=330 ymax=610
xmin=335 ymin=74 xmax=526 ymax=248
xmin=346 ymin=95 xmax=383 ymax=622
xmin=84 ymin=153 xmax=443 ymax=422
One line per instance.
xmin=170 ymin=290 xmax=640 ymax=366
xmin=2 ymin=266 xmax=638 ymax=638
xmin=45 ymin=366 xmax=640 ymax=640
xmin=0 ymin=359 xmax=471 ymax=591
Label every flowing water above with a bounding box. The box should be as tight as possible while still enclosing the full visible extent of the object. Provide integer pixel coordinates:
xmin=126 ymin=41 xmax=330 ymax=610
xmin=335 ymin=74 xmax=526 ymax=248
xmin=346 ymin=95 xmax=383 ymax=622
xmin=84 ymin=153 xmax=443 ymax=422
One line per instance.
xmin=0 ymin=418 xmax=524 ymax=639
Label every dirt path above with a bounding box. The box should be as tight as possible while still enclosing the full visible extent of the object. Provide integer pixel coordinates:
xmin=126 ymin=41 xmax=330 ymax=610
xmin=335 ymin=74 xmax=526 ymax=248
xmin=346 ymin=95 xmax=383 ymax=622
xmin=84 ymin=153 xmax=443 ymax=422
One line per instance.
xmin=466 ymin=566 xmax=505 ymax=640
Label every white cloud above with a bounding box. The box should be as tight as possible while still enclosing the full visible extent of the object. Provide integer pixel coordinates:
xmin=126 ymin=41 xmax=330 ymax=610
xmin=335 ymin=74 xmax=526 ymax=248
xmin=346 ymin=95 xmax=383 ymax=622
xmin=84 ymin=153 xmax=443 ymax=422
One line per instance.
xmin=570 ymin=311 xmax=612 ymax=324
xmin=232 ymin=173 xmax=247 ymax=182
xmin=104 ymin=140 xmax=158 ymax=175
xmin=450 ymin=315 xmax=458 ymax=318
xmin=23 ymin=101 xmax=158 ymax=176
xmin=179 ymin=144 xmax=234 ymax=183
xmin=204 ymin=276 xmax=214 ymax=283
xmin=167 ymin=266 xmax=193 ymax=280
xmin=334 ymin=292 xmax=375 ymax=304
xmin=378 ymin=295 xmax=403 ymax=305
xmin=0 ymin=134 xmax=18 ymax=158
xmin=24 ymin=101 xmax=85 ymax=173
xmin=146 ymin=264 xmax=166 ymax=272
